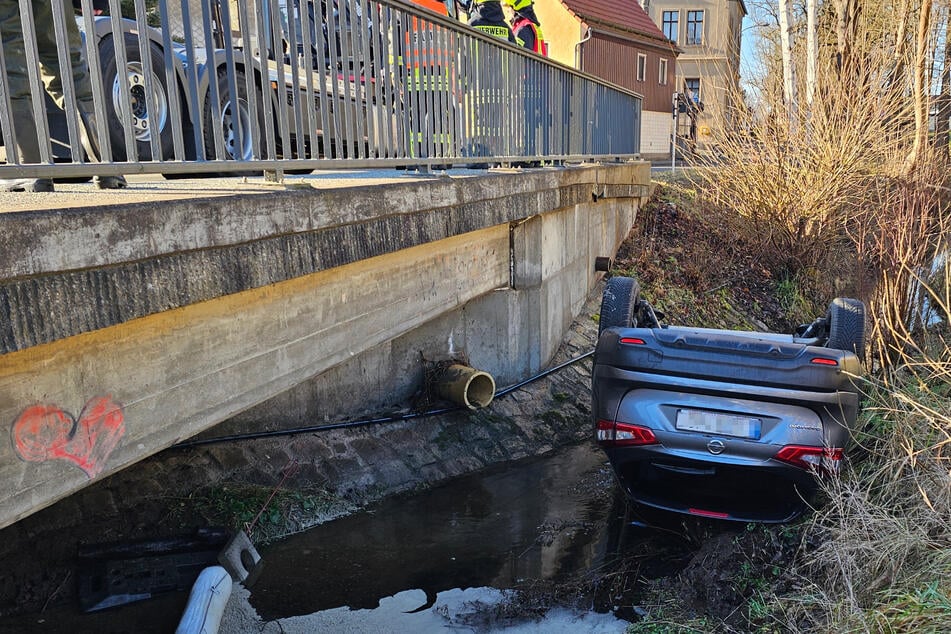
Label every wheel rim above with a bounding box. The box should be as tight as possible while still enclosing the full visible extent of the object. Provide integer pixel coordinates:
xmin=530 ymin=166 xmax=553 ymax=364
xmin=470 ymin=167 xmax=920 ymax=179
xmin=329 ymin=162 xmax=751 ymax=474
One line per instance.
xmin=219 ymin=96 xmax=253 ymax=161
xmin=112 ymin=62 xmax=168 ymax=143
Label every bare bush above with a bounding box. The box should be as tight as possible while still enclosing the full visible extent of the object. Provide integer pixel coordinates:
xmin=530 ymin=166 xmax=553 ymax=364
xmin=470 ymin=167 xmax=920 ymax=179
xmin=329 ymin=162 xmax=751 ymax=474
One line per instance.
xmin=680 ymin=0 xmax=951 ymax=630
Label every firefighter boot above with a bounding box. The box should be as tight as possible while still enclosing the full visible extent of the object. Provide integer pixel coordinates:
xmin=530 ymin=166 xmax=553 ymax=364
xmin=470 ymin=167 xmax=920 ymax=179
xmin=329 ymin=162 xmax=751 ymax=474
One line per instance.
xmin=78 ymin=100 xmax=127 ymax=190
xmin=0 ymin=98 xmax=54 ymax=192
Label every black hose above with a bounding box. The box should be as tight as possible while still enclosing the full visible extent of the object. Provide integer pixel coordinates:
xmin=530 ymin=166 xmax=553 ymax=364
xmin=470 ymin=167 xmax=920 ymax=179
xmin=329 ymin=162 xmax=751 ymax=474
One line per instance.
xmin=171 ymin=349 xmax=595 ymax=450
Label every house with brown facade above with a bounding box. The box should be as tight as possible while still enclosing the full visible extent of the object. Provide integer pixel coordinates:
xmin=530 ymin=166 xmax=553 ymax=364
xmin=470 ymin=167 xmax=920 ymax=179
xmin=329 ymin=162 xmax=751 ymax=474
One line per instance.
xmin=641 ymin=0 xmax=746 ymax=151
xmin=533 ymin=0 xmax=679 ymax=158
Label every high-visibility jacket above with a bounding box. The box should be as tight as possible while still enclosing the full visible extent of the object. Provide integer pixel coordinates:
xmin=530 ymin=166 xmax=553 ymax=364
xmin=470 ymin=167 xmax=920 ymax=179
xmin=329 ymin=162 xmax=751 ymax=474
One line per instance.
xmin=512 ymin=16 xmax=547 ymax=56
xmin=468 ymin=1 xmax=516 ymax=43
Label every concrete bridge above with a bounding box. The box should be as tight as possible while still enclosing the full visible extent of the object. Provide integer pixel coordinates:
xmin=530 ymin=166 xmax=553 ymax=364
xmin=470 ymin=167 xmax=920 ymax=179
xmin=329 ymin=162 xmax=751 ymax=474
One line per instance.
xmin=0 ymin=163 xmax=650 ymax=530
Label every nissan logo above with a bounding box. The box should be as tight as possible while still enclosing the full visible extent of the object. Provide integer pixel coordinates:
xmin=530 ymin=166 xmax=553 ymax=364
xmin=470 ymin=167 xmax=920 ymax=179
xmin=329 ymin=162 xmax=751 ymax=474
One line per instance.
xmin=707 ymin=439 xmax=726 ymax=455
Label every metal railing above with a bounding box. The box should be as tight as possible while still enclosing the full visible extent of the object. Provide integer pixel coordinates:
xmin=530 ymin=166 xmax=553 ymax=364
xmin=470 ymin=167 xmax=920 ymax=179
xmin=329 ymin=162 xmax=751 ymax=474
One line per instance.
xmin=0 ymin=0 xmax=642 ymax=181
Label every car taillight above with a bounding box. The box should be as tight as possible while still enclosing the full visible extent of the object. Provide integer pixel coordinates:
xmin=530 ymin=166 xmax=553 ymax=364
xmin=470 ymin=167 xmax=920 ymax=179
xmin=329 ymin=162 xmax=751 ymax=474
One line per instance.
xmin=596 ymin=420 xmax=657 ymax=447
xmin=775 ymin=445 xmax=843 ymax=474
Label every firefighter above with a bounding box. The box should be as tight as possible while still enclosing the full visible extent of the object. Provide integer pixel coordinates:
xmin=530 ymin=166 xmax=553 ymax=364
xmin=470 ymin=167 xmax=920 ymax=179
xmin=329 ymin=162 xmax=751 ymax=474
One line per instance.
xmin=468 ymin=0 xmax=517 ymax=43
xmin=506 ymin=0 xmax=547 ymax=55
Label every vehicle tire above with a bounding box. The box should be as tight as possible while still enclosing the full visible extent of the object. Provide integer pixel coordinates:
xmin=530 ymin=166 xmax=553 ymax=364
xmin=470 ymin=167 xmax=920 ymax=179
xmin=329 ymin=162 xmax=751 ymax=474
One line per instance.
xmin=825 ymin=297 xmax=866 ymax=357
xmin=99 ymin=33 xmax=173 ymax=161
xmin=599 ymin=276 xmax=640 ymax=336
xmin=202 ymin=68 xmax=264 ymax=177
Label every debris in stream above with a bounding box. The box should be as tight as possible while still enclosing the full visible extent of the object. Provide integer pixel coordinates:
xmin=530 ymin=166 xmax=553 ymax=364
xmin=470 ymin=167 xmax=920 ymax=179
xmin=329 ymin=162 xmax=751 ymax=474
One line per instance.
xmin=77 ymin=527 xmax=235 ymax=613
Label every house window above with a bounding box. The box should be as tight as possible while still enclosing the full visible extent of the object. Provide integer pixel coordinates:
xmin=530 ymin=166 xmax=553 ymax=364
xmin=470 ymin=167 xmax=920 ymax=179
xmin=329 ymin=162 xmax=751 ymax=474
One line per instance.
xmin=686 ymin=10 xmax=704 ymax=45
xmin=662 ymin=10 xmax=679 ymax=44
xmin=636 ymin=54 xmax=647 ymax=82
xmin=684 ymin=78 xmax=701 ymax=103
xmin=659 ymin=58 xmax=668 ymax=85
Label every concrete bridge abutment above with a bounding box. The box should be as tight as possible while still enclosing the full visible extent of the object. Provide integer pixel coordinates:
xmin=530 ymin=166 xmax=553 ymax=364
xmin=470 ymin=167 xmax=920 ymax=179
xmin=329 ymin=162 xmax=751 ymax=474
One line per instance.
xmin=0 ymin=164 xmax=650 ymax=530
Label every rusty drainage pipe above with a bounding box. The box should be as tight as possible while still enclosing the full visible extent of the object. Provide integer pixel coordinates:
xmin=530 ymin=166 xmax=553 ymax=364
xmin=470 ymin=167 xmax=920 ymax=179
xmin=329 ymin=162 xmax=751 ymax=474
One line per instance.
xmin=434 ymin=364 xmax=496 ymax=410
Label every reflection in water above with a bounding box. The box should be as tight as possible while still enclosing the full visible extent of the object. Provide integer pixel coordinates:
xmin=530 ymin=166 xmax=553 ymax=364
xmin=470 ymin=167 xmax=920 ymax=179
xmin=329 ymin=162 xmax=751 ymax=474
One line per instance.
xmin=250 ymin=441 xmax=619 ymax=620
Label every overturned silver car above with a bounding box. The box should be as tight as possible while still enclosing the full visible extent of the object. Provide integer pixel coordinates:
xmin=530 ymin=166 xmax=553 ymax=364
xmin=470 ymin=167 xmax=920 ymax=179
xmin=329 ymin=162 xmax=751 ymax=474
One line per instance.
xmin=592 ymin=276 xmax=866 ymax=523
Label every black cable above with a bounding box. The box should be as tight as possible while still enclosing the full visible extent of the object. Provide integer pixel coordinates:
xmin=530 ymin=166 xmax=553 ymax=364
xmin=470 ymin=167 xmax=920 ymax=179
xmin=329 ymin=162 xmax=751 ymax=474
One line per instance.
xmin=171 ymin=348 xmax=595 ymax=449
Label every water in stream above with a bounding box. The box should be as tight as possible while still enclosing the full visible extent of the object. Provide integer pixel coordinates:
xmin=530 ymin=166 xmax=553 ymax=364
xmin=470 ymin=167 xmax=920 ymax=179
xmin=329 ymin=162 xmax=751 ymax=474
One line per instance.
xmin=250 ymin=440 xmax=625 ymax=621
xmin=1 ymin=441 xmax=690 ymax=633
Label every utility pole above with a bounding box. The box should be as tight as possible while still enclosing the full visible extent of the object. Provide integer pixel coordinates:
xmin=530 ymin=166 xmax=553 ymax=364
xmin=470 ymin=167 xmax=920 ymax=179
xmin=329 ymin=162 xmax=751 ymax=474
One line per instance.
xmin=671 ymin=91 xmax=679 ymax=170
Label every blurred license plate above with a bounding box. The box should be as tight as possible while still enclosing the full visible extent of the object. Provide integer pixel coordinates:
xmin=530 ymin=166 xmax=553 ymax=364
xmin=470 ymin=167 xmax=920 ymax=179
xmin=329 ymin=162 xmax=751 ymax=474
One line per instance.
xmin=675 ymin=409 xmax=762 ymax=439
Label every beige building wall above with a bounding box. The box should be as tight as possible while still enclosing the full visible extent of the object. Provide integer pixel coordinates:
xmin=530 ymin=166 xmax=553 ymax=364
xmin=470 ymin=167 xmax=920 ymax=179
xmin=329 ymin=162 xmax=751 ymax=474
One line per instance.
xmin=645 ymin=0 xmax=744 ymax=150
xmin=532 ymin=2 xmax=586 ymax=68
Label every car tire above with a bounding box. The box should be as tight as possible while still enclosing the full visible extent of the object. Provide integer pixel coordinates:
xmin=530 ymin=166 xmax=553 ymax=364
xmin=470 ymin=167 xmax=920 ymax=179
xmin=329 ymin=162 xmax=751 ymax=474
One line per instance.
xmin=99 ymin=33 xmax=173 ymax=161
xmin=599 ymin=276 xmax=640 ymax=336
xmin=201 ymin=68 xmax=265 ymax=177
xmin=825 ymin=297 xmax=866 ymax=357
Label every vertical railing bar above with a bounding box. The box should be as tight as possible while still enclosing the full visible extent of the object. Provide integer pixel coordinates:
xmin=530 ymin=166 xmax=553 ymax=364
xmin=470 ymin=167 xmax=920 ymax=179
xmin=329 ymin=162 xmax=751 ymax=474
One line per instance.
xmin=380 ymin=5 xmax=403 ymax=158
xmin=418 ymin=17 xmax=432 ymax=161
xmin=459 ymin=31 xmax=472 ymax=162
xmin=266 ymin=0 xmax=291 ymax=162
xmin=50 ymin=0 xmax=84 ymax=164
xmin=353 ymin=0 xmax=369 ymax=159
xmin=452 ymin=30 xmax=463 ymax=160
xmin=434 ymin=24 xmax=446 ymax=160
xmin=529 ymin=57 xmax=537 ymax=159
xmin=133 ymin=0 xmax=162 ymax=161
xmin=296 ymin=0 xmax=319 ymax=159
xmin=200 ymin=0 xmax=226 ymax=160
xmin=513 ymin=53 xmax=522 ymax=159
xmin=335 ymin=0 xmax=358 ymax=158
xmin=17 ymin=0 xmax=52 ymax=164
xmin=403 ymin=8 xmax=421 ymax=162
xmin=310 ymin=0 xmax=333 ymax=159
xmin=369 ymin=1 xmax=388 ymax=158
xmin=493 ymin=47 xmax=502 ymax=161
xmin=157 ymin=0 xmax=186 ymax=160
xmin=107 ymin=0 xmax=137 ymax=161
xmin=430 ymin=20 xmax=442 ymax=161
xmin=445 ymin=28 xmax=458 ymax=160
xmin=324 ymin=0 xmax=344 ymax=158
xmin=252 ymin=0 xmax=277 ymax=161
xmin=490 ymin=44 xmax=498 ymax=161
xmin=395 ymin=8 xmax=411 ymax=159
xmin=515 ymin=53 xmax=523 ymax=160
xmin=235 ymin=0 xmax=261 ymax=160
xmin=217 ymin=0 xmax=247 ymax=165
xmin=177 ymin=0 xmax=205 ymax=160
xmin=349 ymin=0 xmax=369 ymax=159
xmin=471 ymin=33 xmax=479 ymax=162
xmin=553 ymin=66 xmax=559 ymax=158
xmin=482 ymin=42 xmax=491 ymax=161
xmin=0 ymin=13 xmax=17 ymax=166
xmin=357 ymin=0 xmax=375 ymax=159
xmin=284 ymin=0 xmax=305 ymax=160
xmin=434 ymin=22 xmax=448 ymax=160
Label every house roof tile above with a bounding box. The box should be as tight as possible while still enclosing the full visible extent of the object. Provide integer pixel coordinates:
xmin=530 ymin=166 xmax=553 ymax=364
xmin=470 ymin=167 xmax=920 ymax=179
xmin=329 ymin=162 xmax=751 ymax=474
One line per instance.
xmin=560 ymin=0 xmax=669 ymax=43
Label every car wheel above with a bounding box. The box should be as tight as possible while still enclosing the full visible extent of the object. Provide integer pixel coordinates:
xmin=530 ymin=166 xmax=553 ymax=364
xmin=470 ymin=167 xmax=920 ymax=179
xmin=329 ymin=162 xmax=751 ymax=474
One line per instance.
xmin=825 ymin=297 xmax=866 ymax=357
xmin=202 ymin=68 xmax=264 ymax=177
xmin=99 ymin=33 xmax=173 ymax=161
xmin=599 ymin=276 xmax=640 ymax=336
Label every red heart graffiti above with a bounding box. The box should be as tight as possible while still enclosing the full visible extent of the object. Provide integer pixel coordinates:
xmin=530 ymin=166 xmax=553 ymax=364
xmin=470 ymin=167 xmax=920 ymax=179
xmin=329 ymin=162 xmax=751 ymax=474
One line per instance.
xmin=12 ymin=396 xmax=125 ymax=478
